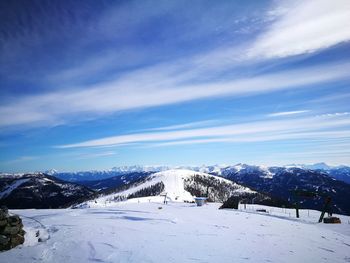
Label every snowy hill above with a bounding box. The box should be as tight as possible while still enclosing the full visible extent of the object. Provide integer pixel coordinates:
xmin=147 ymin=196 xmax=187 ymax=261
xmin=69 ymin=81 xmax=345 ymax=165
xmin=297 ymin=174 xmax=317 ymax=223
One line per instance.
xmin=80 ymin=169 xmax=258 ymax=207
xmin=0 ymin=173 xmax=95 ymax=209
xmin=0 ymin=202 xmax=349 ymax=262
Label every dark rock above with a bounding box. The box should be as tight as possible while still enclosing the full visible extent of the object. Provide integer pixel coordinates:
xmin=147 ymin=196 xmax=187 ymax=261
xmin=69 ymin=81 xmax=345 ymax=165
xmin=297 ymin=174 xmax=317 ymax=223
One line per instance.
xmin=0 ymin=206 xmax=8 ymax=214
xmin=3 ymin=226 xmax=20 ymax=235
xmin=0 ymin=234 xmax=10 ymax=251
xmin=0 ymin=234 xmax=9 ymax=245
xmin=0 ymin=211 xmax=25 ymax=251
xmin=18 ymin=229 xmax=26 ymax=236
xmin=323 ymin=217 xmax=341 ymax=224
xmin=0 ymin=219 xmax=7 ymax=227
xmin=0 ymin=210 xmax=7 ymax=220
xmin=10 ymin=234 xmax=24 ymax=248
xmin=8 ymin=215 xmax=21 ymax=226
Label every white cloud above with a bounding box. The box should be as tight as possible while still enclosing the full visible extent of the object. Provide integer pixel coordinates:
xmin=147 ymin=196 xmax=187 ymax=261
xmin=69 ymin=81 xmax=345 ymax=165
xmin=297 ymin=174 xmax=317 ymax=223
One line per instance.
xmin=56 ymin=113 xmax=350 ymax=148
xmin=268 ymin=110 xmax=310 ymax=117
xmin=144 ymin=120 xmax=220 ymax=131
xmin=2 ymin=1 xmax=350 ymax=132
xmin=1 ymin=62 xmax=349 ymax=127
xmin=149 ymin=130 xmax=350 ymax=148
xmin=249 ymin=0 xmax=350 ymax=58
xmin=75 ymin=151 xmax=117 ymax=160
xmin=317 ymin=112 xmax=350 ymax=118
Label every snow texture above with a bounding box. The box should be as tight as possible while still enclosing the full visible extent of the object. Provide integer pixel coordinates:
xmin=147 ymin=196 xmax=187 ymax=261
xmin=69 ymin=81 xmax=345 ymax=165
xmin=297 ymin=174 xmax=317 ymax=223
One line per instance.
xmin=1 ymin=202 xmax=350 ymax=263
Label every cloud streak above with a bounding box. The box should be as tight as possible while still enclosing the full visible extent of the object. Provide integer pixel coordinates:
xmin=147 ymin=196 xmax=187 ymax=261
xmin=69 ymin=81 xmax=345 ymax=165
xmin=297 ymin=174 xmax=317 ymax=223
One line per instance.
xmin=56 ymin=113 xmax=350 ymax=148
xmin=248 ymin=0 xmax=350 ymax=58
xmin=1 ymin=61 xmax=349 ymax=128
xmin=268 ymin=110 xmax=310 ymax=117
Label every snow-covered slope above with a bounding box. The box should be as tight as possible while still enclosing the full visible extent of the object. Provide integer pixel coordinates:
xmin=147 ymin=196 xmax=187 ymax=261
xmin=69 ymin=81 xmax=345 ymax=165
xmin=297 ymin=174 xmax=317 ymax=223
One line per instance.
xmin=0 ymin=178 xmax=30 ymax=199
xmin=81 ymin=169 xmax=255 ymax=208
xmin=0 ymin=173 xmax=95 ymax=209
xmin=1 ymin=202 xmax=349 ymax=263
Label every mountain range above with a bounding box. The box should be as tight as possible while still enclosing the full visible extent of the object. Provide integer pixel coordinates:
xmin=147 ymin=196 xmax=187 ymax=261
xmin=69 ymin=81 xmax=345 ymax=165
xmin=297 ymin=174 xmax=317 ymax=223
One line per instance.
xmin=44 ymin=163 xmax=350 ymax=184
xmin=1 ymin=163 xmax=350 ymax=214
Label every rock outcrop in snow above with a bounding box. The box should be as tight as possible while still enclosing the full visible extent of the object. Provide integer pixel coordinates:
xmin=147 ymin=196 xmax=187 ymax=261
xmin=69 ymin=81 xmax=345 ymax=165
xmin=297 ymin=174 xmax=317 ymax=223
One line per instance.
xmin=0 ymin=207 xmax=25 ymax=251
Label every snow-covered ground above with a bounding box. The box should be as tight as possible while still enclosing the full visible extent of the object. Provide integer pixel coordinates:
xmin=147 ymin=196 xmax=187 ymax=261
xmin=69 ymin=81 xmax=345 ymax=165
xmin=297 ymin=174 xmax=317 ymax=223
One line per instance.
xmin=1 ymin=201 xmax=350 ymax=263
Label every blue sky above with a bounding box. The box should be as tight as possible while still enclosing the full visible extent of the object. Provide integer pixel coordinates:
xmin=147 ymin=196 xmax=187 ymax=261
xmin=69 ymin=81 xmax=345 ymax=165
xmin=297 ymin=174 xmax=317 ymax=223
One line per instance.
xmin=1 ymin=0 xmax=350 ymax=172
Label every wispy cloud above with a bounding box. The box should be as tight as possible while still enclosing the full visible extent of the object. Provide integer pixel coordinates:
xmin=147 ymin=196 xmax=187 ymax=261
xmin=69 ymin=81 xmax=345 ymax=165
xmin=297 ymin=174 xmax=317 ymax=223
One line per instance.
xmin=144 ymin=120 xmax=220 ymax=131
xmin=75 ymin=151 xmax=117 ymax=160
xmin=1 ymin=1 xmax=350 ymax=170
xmin=56 ymin=113 xmax=350 ymax=148
xmin=1 ymin=1 xmax=349 ymax=130
xmin=248 ymin=0 xmax=350 ymax=58
xmin=317 ymin=112 xmax=350 ymax=117
xmin=268 ymin=110 xmax=310 ymax=117
xmin=149 ymin=130 xmax=350 ymax=148
xmin=1 ymin=62 xmax=349 ymax=128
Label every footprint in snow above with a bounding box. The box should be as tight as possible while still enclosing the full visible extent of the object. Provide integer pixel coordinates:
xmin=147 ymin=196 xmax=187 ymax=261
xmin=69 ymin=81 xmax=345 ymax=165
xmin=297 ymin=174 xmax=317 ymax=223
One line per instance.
xmin=318 ymin=247 xmax=335 ymax=253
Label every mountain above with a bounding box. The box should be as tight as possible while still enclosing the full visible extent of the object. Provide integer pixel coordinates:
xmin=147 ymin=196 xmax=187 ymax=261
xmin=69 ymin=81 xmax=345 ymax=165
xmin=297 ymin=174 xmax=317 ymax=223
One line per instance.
xmin=284 ymin=163 xmax=350 ymax=184
xmin=325 ymin=166 xmax=350 ymax=184
xmin=47 ymin=163 xmax=350 ymax=185
xmin=0 ymin=173 xmax=95 ymax=209
xmin=48 ymin=170 xmax=126 ymax=182
xmin=48 ymin=165 xmax=170 ymax=182
xmin=2 ymin=163 xmax=349 ymax=212
xmin=78 ymin=169 xmax=287 ymax=208
xmin=216 ymin=165 xmax=350 ymax=215
xmin=78 ymin=172 xmax=152 ymax=191
xmin=285 ymin=162 xmax=332 ymax=170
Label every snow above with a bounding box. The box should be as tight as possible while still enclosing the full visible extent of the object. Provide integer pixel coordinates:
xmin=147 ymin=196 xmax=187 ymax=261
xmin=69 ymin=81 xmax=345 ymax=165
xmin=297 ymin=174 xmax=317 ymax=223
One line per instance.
xmin=1 ymin=202 xmax=350 ymax=263
xmin=84 ymin=169 xmax=254 ymax=207
xmin=284 ymin=163 xmax=336 ymax=170
xmin=0 ymin=178 xmax=30 ymax=199
xmin=45 ymin=169 xmax=58 ymax=176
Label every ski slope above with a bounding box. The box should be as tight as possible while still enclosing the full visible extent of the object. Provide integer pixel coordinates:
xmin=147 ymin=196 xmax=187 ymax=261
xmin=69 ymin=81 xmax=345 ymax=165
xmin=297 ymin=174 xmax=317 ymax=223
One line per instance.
xmin=82 ymin=169 xmax=254 ymax=208
xmin=1 ymin=202 xmax=349 ymax=263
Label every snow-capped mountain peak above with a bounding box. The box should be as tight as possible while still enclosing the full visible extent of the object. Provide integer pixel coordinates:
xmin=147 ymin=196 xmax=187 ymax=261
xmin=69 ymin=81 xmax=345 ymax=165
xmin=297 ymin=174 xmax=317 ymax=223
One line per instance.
xmin=45 ymin=169 xmax=58 ymax=175
xmin=284 ymin=162 xmax=333 ymax=170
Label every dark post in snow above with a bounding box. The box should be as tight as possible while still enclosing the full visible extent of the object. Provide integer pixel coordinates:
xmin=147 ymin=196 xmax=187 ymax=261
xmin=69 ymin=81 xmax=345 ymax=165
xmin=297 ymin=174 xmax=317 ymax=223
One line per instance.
xmin=291 ymin=190 xmax=317 ymax=219
xmin=163 ymin=192 xmax=168 ymax=204
xmin=295 ymin=203 xmax=299 ymax=218
xmin=319 ymin=197 xmax=332 ymax=223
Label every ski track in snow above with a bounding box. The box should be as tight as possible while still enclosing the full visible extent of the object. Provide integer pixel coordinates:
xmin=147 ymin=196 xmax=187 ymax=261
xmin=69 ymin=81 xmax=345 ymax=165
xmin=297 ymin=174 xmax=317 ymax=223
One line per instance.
xmin=0 ymin=202 xmax=350 ymax=263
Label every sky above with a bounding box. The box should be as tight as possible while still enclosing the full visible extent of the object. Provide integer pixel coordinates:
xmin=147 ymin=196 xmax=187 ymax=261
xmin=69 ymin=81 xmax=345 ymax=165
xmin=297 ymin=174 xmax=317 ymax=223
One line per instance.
xmin=0 ymin=0 xmax=350 ymax=172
